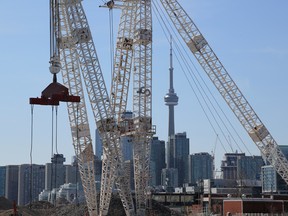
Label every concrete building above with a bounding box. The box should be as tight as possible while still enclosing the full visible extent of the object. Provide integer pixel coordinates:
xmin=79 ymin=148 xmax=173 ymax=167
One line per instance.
xmin=173 ymin=132 xmax=189 ymax=186
xmin=164 ymin=37 xmax=179 ymax=169
xmin=5 ymin=165 xmax=19 ymax=202
xmin=237 ymin=155 xmax=263 ymax=181
xmin=161 ymin=168 xmax=178 ymax=191
xmin=0 ymin=166 xmax=6 ymax=197
xmin=150 ymin=137 xmax=166 ymax=186
xmin=95 ymin=129 xmax=102 ymax=159
xmin=221 ymin=152 xmax=263 ymax=183
xmin=121 ymin=136 xmax=133 ymax=161
xmin=262 ymin=145 xmax=288 ymax=194
xmin=221 ymin=152 xmax=245 ymax=180
xmin=188 ymin=152 xmax=213 ymax=184
xmin=262 ymin=165 xmax=277 ymax=193
xmin=18 ymin=164 xmax=45 ymax=205
xmin=45 ymin=154 xmax=66 ymax=191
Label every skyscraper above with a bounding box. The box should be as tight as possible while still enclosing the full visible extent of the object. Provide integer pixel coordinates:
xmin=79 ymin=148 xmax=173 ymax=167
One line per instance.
xmin=173 ymin=132 xmax=189 ymax=186
xmin=150 ymin=137 xmax=166 ymax=186
xmin=164 ymin=36 xmax=179 ymax=169
xmin=18 ymin=164 xmax=45 ymax=205
xmin=0 ymin=166 xmax=6 ymax=197
xmin=95 ymin=129 xmax=103 ymax=159
xmin=188 ymin=152 xmax=213 ymax=184
xmin=221 ymin=152 xmax=245 ymax=180
xmin=262 ymin=145 xmax=288 ymax=193
xmin=5 ymin=165 xmax=19 ymax=202
xmin=45 ymin=154 xmax=66 ymax=191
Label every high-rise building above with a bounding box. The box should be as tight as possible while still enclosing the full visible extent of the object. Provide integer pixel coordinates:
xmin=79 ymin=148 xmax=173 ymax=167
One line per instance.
xmin=18 ymin=164 xmax=45 ymax=205
xmin=262 ymin=165 xmax=277 ymax=193
xmin=221 ymin=152 xmax=263 ymax=181
xmin=161 ymin=168 xmax=178 ymax=191
xmin=121 ymin=136 xmax=133 ymax=161
xmin=164 ymin=36 xmax=179 ymax=169
xmin=173 ymin=132 xmax=189 ymax=186
xmin=188 ymin=152 xmax=214 ymax=184
xmin=237 ymin=156 xmax=263 ymax=180
xmin=5 ymin=165 xmax=19 ymax=202
xmin=150 ymin=137 xmax=166 ymax=186
xmin=0 ymin=166 xmax=6 ymax=197
xmin=262 ymin=145 xmax=288 ymax=193
xmin=221 ymin=152 xmax=245 ymax=180
xmin=66 ymin=164 xmax=80 ymax=185
xmin=95 ymin=129 xmax=103 ymax=159
xmin=45 ymin=154 xmax=66 ymax=191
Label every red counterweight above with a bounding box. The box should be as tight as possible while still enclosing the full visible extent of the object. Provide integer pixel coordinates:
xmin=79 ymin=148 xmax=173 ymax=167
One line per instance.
xmin=30 ymin=74 xmax=80 ymax=105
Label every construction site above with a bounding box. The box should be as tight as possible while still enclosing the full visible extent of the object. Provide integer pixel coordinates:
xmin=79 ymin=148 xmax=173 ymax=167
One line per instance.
xmin=1 ymin=0 xmax=288 ymax=215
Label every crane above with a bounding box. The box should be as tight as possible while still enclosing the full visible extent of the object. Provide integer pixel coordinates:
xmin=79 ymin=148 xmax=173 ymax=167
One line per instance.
xmin=104 ymin=0 xmax=154 ymax=214
xmin=58 ymin=1 xmax=138 ymax=215
xmin=160 ymin=0 xmax=288 ymax=185
xmin=31 ymin=0 xmax=154 ymax=215
xmin=60 ymin=0 xmax=154 ymax=214
xmin=31 ymin=0 xmax=137 ymax=215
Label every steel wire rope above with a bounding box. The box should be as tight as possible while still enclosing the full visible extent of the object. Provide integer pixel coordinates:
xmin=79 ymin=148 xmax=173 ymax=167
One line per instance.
xmin=173 ymin=37 xmax=235 ymax=153
xmin=153 ymin=0 xmax=252 ymax=156
xmin=153 ymin=0 xmax=237 ymax=153
xmin=75 ymin=103 xmax=79 ymax=207
xmin=152 ymin=1 xmax=228 ymax=153
xmin=156 ymin=1 xmax=250 ymax=154
xmin=29 ymin=105 xmax=34 ymax=208
xmin=152 ymin=1 xmax=230 ymax=152
xmin=51 ymin=105 xmax=57 ymax=206
xmin=153 ymin=1 xmax=263 ymax=181
xmin=55 ymin=106 xmax=59 ymax=154
xmin=50 ymin=106 xmax=54 ymax=199
xmin=109 ymin=7 xmax=115 ymax=91
xmin=152 ymin=1 xmax=254 ymax=156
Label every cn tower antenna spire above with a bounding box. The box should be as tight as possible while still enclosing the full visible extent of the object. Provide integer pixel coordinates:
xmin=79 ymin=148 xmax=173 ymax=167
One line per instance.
xmin=169 ymin=35 xmax=174 ymax=91
xmin=164 ymin=35 xmax=179 ymax=168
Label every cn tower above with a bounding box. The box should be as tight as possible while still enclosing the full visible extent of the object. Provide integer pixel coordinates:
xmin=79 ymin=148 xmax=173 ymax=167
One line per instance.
xmin=164 ymin=36 xmax=178 ymax=168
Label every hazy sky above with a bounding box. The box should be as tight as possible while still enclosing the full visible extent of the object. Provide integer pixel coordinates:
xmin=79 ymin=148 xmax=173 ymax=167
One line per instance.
xmin=1 ymin=0 xmax=288 ymax=171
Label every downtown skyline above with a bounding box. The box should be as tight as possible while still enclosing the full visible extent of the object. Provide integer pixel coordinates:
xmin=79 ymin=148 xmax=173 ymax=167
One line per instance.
xmin=0 ymin=1 xmax=288 ymax=170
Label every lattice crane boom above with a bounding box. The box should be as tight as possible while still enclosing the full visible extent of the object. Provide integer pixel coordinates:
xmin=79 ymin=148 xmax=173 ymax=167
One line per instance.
xmin=110 ymin=0 xmax=135 ymax=122
xmin=108 ymin=0 xmax=154 ymax=214
xmin=58 ymin=0 xmax=134 ymax=215
xmin=132 ymin=0 xmax=153 ymax=214
xmin=160 ymin=0 xmax=288 ymax=184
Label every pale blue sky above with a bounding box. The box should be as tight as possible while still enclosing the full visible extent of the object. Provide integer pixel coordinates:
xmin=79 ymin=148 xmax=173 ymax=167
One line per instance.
xmin=1 ymin=1 xmax=288 ymax=171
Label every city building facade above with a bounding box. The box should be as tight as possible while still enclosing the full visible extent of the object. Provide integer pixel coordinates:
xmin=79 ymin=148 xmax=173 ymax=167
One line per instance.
xmin=5 ymin=165 xmax=19 ymax=202
xmin=188 ymin=152 xmax=214 ymax=184
xmin=18 ymin=164 xmax=45 ymax=205
xmin=0 ymin=166 xmax=6 ymax=197
xmin=150 ymin=137 xmax=166 ymax=186
xmin=221 ymin=152 xmax=245 ymax=180
xmin=45 ymin=154 xmax=66 ymax=191
xmin=173 ymin=132 xmax=189 ymax=186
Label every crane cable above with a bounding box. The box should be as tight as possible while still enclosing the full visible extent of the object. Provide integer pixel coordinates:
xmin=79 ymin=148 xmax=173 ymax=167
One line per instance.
xmin=152 ymin=0 xmax=253 ymax=155
xmin=109 ymin=7 xmax=115 ymax=90
xmin=29 ymin=105 xmax=34 ymax=208
xmin=50 ymin=105 xmax=60 ymax=205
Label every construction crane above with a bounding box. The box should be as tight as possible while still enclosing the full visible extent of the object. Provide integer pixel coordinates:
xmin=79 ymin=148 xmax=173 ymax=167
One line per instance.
xmin=104 ymin=0 xmax=154 ymax=214
xmin=31 ymin=0 xmax=154 ymax=215
xmin=31 ymin=0 xmax=137 ymax=215
xmin=160 ymin=0 xmax=288 ymax=184
xmin=59 ymin=1 xmax=138 ymax=215
xmin=59 ymin=0 xmax=154 ymax=214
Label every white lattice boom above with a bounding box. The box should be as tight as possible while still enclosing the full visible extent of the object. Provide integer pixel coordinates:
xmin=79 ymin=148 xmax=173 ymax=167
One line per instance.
xmin=160 ymin=0 xmax=288 ymax=185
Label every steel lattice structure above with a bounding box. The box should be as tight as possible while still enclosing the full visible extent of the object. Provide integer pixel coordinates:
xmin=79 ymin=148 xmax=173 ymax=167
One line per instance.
xmin=33 ymin=0 xmax=288 ymax=216
xmin=160 ymin=0 xmax=288 ymax=185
